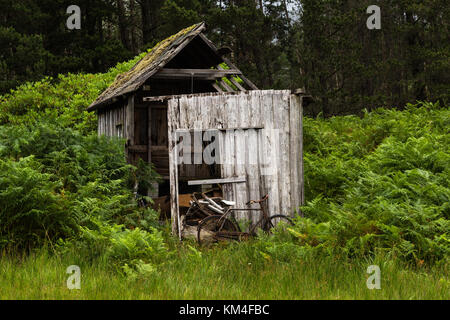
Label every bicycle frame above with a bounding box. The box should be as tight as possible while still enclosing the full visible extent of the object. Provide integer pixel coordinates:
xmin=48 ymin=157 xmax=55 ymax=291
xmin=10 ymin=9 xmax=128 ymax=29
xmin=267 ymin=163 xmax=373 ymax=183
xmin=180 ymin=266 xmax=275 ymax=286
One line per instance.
xmin=215 ymin=201 xmax=271 ymax=235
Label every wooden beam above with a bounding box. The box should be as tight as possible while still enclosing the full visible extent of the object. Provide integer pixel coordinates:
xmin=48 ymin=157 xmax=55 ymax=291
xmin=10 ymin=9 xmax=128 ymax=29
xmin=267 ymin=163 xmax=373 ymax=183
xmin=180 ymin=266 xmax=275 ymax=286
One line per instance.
xmin=147 ymin=107 xmax=152 ymax=164
xmin=158 ymin=68 xmax=241 ymax=75
xmin=217 ymin=65 xmax=242 ymax=91
xmin=188 ymin=176 xmax=247 ymax=186
xmin=222 ymin=57 xmax=259 ymax=90
xmin=168 ymin=100 xmax=181 ymax=239
xmin=228 ymin=77 xmax=246 ymax=91
xmin=212 ymin=83 xmax=224 ymax=93
xmin=128 ymin=145 xmax=147 ymax=152
xmin=126 ymin=95 xmax=134 ymax=145
xmin=150 ymin=146 xmax=168 ymax=151
xmin=198 ymin=33 xmax=258 ymax=90
xmin=152 ymin=74 xmax=221 ymax=81
xmin=232 ymin=72 xmax=258 ymax=90
xmin=169 ymin=126 xmax=264 ymax=132
xmin=219 ymin=79 xmax=235 ymax=92
xmin=144 ymin=92 xmax=271 ymax=103
xmin=152 ymin=68 xmax=242 ymax=80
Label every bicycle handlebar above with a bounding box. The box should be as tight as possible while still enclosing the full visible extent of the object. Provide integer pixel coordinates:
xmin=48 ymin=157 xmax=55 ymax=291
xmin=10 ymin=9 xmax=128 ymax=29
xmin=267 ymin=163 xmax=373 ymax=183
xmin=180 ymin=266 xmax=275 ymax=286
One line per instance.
xmin=246 ymin=194 xmax=269 ymax=205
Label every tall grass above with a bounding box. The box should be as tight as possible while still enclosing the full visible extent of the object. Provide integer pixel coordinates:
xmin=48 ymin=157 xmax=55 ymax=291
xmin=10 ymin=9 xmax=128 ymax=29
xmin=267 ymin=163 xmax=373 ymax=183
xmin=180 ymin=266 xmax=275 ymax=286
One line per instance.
xmin=0 ymin=244 xmax=448 ymax=300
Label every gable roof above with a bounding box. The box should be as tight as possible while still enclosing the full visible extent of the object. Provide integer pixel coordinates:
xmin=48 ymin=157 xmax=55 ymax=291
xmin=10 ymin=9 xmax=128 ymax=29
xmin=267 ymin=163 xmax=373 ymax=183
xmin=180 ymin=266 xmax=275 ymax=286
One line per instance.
xmin=88 ymin=22 xmax=207 ymax=111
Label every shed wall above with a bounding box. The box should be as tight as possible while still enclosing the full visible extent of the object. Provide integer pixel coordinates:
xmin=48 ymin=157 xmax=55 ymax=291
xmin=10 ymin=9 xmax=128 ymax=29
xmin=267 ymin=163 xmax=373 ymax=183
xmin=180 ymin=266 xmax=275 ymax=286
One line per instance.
xmin=97 ymin=103 xmax=128 ymax=138
xmin=168 ymin=90 xmax=304 ymax=234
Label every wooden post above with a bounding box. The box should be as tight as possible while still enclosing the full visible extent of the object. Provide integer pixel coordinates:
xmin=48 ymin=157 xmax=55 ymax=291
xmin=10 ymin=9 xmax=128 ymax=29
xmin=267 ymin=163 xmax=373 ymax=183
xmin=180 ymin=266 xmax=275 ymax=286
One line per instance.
xmin=124 ymin=95 xmax=135 ymax=164
xmin=299 ymin=95 xmax=305 ymax=208
xmin=167 ymin=99 xmax=181 ymax=238
xmin=126 ymin=95 xmax=135 ymax=146
xmin=147 ymin=105 xmax=152 ymax=163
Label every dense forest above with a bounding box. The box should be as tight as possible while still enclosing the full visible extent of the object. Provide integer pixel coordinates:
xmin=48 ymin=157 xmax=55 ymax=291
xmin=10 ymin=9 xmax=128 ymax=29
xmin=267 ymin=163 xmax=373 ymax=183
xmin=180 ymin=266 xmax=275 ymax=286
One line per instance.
xmin=1 ymin=0 xmax=449 ymax=115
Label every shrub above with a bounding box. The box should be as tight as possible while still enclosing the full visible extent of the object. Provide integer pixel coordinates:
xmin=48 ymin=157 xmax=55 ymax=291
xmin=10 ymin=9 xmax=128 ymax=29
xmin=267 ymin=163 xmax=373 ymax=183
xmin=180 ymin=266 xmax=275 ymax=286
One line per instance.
xmin=0 ymin=157 xmax=76 ymax=248
xmin=297 ymin=102 xmax=450 ymax=263
xmin=0 ymin=120 xmax=161 ymax=250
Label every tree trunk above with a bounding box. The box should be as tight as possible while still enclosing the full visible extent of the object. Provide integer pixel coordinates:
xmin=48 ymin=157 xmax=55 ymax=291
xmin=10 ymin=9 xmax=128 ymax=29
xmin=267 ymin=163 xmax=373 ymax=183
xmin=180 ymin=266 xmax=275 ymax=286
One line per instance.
xmin=129 ymin=0 xmax=139 ymax=53
xmin=140 ymin=0 xmax=154 ymax=46
xmin=117 ymin=0 xmax=132 ymax=51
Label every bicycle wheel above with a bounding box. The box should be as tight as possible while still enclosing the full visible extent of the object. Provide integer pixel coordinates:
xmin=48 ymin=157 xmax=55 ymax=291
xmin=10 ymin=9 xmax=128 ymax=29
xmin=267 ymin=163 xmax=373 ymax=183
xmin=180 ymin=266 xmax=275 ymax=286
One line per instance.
xmin=264 ymin=214 xmax=294 ymax=234
xmin=197 ymin=215 xmax=240 ymax=246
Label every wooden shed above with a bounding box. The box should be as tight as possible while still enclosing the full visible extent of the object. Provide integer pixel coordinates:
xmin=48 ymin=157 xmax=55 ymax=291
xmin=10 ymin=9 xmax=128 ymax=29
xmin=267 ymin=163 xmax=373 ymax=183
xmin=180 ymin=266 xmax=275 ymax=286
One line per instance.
xmin=88 ymin=22 xmax=306 ymax=237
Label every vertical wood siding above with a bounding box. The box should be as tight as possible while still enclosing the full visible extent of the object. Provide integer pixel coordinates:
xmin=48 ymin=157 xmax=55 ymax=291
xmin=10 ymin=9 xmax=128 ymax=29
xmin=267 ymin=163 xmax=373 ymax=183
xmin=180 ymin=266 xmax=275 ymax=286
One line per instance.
xmin=97 ymin=103 xmax=127 ymax=138
xmin=168 ymin=90 xmax=304 ymax=233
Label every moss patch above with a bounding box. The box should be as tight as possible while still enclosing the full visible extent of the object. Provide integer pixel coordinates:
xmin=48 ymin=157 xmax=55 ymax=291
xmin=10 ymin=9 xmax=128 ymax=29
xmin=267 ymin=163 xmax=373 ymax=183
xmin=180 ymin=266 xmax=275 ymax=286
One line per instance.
xmin=101 ymin=23 xmax=200 ymax=96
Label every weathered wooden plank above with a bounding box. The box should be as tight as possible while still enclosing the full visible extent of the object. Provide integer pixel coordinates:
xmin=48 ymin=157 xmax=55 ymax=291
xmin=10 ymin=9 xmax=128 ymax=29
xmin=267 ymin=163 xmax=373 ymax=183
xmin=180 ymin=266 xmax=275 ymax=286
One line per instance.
xmin=220 ymin=95 xmax=235 ymax=217
xmin=187 ymin=176 xmax=246 ymax=186
xmin=219 ymin=79 xmax=235 ymax=93
xmin=246 ymin=93 xmax=263 ymax=224
xmin=298 ymin=96 xmax=305 ymax=209
xmin=106 ymin=109 xmax=110 ymax=136
xmin=128 ymin=145 xmax=148 ymax=152
xmin=165 ymin=126 xmax=264 ymax=132
xmin=103 ymin=109 xmax=107 ymax=136
xmin=98 ymin=111 xmax=102 ymax=135
xmin=126 ymin=95 xmax=134 ymax=144
xmin=274 ymin=92 xmax=291 ymax=218
xmin=289 ymin=94 xmax=301 ymax=216
xmin=212 ymin=83 xmax=223 ymax=93
xmin=260 ymin=91 xmax=281 ymax=218
xmin=167 ymin=98 xmax=180 ymax=238
xmin=148 ymin=106 xmax=152 ymax=163
xmin=196 ymin=33 xmax=257 ymax=91
xmin=110 ymin=109 xmax=114 ymax=137
xmin=228 ymin=76 xmax=246 ymax=91
xmin=233 ymin=129 xmax=249 ymax=222
xmin=108 ymin=109 xmax=112 ymax=136
xmin=156 ymin=68 xmax=241 ymax=76
xmin=142 ymin=91 xmax=248 ymax=102
xmin=234 ymin=94 xmax=252 ymax=222
xmin=220 ymin=54 xmax=258 ymax=90
xmin=152 ymin=74 xmax=231 ymax=81
xmin=246 ymin=129 xmax=262 ymax=224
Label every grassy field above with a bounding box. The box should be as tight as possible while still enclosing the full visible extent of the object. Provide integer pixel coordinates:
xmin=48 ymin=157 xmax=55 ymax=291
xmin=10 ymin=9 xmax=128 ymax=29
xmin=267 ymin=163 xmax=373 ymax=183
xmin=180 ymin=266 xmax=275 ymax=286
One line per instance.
xmin=1 ymin=243 xmax=448 ymax=300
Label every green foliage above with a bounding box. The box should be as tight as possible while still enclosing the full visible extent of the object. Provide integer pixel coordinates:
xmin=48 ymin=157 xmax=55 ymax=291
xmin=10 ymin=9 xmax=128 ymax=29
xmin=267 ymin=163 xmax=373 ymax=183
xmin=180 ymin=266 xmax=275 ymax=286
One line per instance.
xmin=296 ymin=102 xmax=450 ymax=263
xmin=0 ymin=52 xmax=146 ymax=133
xmin=0 ymin=0 xmax=133 ymax=94
xmin=0 ymin=27 xmax=47 ymax=92
xmin=68 ymin=219 xmax=170 ymax=272
xmin=0 ymin=118 xmax=160 ymax=250
xmin=0 ymin=156 xmax=76 ymax=248
xmin=297 ymin=0 xmax=450 ymax=115
xmin=1 ymin=245 xmax=448 ymax=299
xmin=208 ymin=102 xmax=448 ymax=266
xmin=0 ymin=48 xmax=163 ymax=266
xmin=108 ymin=227 xmax=168 ymax=267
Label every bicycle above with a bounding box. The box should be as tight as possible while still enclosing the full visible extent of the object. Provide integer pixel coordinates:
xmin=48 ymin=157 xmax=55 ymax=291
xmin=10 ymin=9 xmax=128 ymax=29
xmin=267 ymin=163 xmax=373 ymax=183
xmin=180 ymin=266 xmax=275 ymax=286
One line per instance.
xmin=196 ymin=194 xmax=294 ymax=246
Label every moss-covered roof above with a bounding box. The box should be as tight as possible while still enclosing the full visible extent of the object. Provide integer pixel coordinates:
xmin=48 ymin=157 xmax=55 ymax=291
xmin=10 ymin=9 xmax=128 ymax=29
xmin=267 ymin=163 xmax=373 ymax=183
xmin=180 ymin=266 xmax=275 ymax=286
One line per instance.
xmin=88 ymin=22 xmax=206 ymax=111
